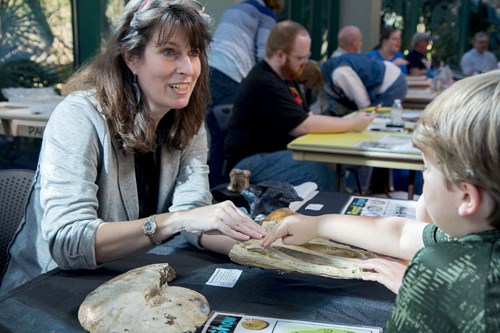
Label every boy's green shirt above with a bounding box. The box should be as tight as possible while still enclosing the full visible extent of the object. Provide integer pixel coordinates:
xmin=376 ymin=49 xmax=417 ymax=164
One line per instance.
xmin=386 ymin=223 xmax=500 ymax=332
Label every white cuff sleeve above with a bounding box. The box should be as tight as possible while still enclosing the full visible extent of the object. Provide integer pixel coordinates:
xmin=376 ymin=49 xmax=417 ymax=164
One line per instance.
xmin=332 ymin=66 xmax=370 ymax=109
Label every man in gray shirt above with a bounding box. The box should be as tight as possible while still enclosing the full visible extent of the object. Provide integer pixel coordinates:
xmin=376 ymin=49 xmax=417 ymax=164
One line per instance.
xmin=460 ymin=31 xmax=498 ymax=76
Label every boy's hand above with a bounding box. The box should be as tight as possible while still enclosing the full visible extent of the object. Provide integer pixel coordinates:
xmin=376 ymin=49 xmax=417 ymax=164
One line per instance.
xmin=358 ymin=257 xmax=408 ymax=294
xmin=261 ymin=214 xmax=319 ymax=248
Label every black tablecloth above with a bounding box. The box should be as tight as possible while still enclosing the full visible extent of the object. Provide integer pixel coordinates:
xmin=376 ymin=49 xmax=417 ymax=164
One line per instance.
xmin=0 ymin=192 xmax=395 ymax=332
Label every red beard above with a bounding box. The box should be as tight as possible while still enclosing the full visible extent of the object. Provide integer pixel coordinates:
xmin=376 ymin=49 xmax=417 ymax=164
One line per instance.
xmin=281 ymin=58 xmax=305 ymax=81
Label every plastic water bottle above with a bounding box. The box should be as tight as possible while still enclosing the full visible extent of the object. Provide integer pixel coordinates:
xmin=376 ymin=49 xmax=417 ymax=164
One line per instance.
xmin=390 ymin=99 xmax=403 ymax=126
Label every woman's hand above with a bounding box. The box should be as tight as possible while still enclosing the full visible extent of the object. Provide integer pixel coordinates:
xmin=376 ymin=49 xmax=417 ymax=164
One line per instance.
xmin=350 ymin=111 xmax=376 ymax=132
xmin=358 ymin=257 xmax=408 ymax=294
xmin=179 ymin=201 xmax=266 ymax=241
xmin=261 ymin=214 xmax=319 ymax=248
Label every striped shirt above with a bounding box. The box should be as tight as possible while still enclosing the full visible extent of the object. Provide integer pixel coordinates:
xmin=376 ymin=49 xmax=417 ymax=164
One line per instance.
xmin=209 ymin=0 xmax=277 ymax=83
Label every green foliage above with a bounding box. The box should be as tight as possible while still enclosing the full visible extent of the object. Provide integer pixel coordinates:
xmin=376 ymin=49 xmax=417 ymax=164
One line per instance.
xmin=0 ymin=59 xmax=65 ymax=100
xmin=422 ymin=0 xmax=462 ymax=68
xmin=0 ymin=0 xmax=71 ymax=100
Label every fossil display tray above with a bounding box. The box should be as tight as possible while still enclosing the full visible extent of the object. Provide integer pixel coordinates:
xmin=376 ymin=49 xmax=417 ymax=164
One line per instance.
xmin=229 ymin=210 xmax=379 ymax=279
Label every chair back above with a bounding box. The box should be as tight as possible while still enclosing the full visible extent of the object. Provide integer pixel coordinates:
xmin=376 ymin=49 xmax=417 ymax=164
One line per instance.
xmin=212 ymin=103 xmax=234 ymax=133
xmin=0 ymin=169 xmax=35 ymax=275
xmin=207 ymin=104 xmax=234 ymax=186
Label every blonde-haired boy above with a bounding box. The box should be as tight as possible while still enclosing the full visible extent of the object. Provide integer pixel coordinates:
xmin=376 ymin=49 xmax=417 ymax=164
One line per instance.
xmin=262 ymin=70 xmax=500 ymax=332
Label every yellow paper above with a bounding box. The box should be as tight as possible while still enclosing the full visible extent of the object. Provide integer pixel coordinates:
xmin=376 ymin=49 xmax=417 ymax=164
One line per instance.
xmin=361 ymin=106 xmax=391 ymax=112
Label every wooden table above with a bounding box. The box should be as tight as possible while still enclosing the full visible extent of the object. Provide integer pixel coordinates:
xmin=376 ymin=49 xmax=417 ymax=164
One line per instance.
xmin=288 ymin=131 xmax=423 ymax=199
xmin=0 ymin=99 xmax=62 ymax=138
xmin=403 ymin=88 xmax=437 ymax=109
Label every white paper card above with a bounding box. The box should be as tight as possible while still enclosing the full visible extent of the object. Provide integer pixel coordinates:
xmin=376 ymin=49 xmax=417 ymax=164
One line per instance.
xmin=289 ymin=181 xmax=319 ymax=211
xmin=206 ymin=268 xmax=242 ymax=288
xmin=305 ymin=203 xmax=324 ymax=211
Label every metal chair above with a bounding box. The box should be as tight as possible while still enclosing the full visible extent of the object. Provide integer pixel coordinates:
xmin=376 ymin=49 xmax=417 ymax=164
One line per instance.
xmin=0 ymin=169 xmax=35 ymax=276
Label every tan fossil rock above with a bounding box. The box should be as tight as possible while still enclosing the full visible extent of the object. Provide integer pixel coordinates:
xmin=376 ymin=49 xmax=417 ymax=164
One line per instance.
xmin=78 ymin=263 xmax=209 ymax=333
xmin=229 ymin=208 xmax=379 ymax=279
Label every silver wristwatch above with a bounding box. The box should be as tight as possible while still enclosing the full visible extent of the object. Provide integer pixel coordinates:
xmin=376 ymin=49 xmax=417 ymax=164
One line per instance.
xmin=143 ymin=214 xmax=161 ymax=245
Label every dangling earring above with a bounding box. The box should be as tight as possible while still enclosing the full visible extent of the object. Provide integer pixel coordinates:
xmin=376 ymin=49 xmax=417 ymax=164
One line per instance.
xmin=132 ymin=74 xmax=141 ymax=105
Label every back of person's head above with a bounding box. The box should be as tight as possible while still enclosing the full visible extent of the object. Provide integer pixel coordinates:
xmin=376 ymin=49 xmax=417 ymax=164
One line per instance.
xmin=411 ymin=32 xmax=431 ymax=49
xmin=65 ymin=0 xmax=212 ymax=153
xmin=263 ymin=0 xmax=285 ymax=14
xmin=297 ymin=60 xmax=324 ymax=93
xmin=413 ymin=70 xmax=500 ymax=227
xmin=337 ymin=25 xmax=362 ymax=53
xmin=265 ymin=20 xmax=308 ymax=58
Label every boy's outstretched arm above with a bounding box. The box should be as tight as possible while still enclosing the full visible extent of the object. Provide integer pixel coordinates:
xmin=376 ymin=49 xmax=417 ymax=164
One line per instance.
xmin=261 ymin=214 xmax=427 ymax=260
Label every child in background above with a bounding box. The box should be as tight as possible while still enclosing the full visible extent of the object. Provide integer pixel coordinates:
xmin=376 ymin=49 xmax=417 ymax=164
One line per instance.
xmin=262 ymin=70 xmax=500 ymax=332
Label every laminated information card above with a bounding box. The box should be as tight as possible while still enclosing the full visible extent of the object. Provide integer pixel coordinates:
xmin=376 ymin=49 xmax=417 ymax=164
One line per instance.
xmin=341 ymin=195 xmax=417 ymax=219
xmin=201 ymin=311 xmax=382 ymax=333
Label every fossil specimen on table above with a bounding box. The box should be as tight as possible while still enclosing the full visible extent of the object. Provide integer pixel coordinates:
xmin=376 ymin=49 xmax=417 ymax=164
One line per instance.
xmin=229 ymin=208 xmax=380 ymax=279
xmin=78 ymin=263 xmax=210 ymax=333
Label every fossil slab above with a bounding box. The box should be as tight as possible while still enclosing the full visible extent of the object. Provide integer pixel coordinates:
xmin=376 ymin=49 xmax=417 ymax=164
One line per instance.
xmin=78 ymin=263 xmax=210 ymax=333
xmin=229 ymin=209 xmax=379 ymax=279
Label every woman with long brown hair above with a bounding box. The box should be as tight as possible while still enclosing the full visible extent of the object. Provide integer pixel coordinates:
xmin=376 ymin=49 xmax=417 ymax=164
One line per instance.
xmin=0 ymin=0 xmax=265 ymax=296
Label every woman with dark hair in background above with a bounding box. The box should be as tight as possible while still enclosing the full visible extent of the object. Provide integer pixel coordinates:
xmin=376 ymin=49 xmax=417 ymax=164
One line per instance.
xmin=367 ymin=27 xmax=408 ymax=74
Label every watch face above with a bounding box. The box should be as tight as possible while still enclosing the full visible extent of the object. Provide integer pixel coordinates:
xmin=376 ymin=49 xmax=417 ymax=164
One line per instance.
xmin=144 ymin=219 xmax=156 ymax=234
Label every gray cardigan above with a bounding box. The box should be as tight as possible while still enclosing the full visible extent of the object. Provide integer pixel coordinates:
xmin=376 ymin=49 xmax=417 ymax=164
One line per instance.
xmin=0 ymin=91 xmax=212 ymax=295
